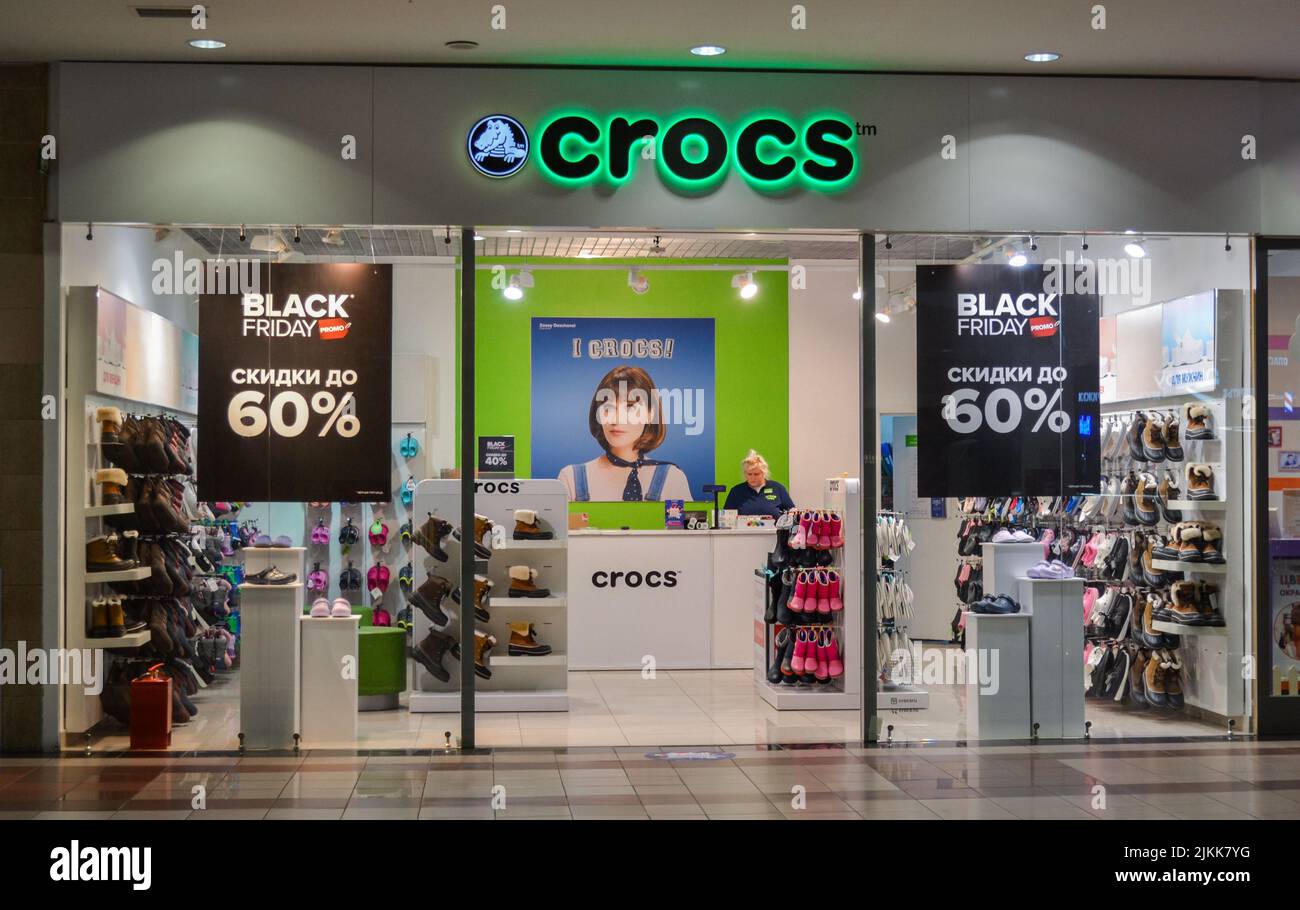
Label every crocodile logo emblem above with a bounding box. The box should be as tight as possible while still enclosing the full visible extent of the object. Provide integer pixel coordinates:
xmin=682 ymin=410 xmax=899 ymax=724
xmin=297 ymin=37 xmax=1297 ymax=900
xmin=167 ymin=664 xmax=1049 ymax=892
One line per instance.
xmin=467 ymin=114 xmax=530 ymax=178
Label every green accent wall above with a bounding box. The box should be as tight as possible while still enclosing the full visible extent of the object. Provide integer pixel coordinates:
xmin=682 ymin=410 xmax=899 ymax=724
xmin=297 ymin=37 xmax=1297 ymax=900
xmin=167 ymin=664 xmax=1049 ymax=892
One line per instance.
xmin=472 ymin=259 xmax=788 ymax=529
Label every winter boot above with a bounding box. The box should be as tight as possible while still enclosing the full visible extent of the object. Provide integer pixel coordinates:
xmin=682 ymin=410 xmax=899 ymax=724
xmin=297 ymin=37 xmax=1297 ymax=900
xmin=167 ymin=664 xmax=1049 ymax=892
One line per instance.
xmin=1141 ymin=415 xmax=1167 ymax=462
xmin=450 ymin=514 xmax=494 ymax=559
xmin=1198 ymin=581 xmax=1225 ymax=626
xmin=507 ymin=622 xmax=553 ymax=656
xmin=451 ymin=575 xmax=493 ymax=622
xmin=95 ymin=467 xmax=129 ymax=506
xmin=512 ymin=508 xmax=554 ymax=540
xmin=117 ymin=529 xmax=139 ymax=564
xmin=87 ymin=534 xmax=135 ymax=571
xmin=96 ymin=406 xmax=123 ymax=446
xmin=1200 ymin=524 xmax=1226 ymax=564
xmin=507 ymin=564 xmax=551 ymax=598
xmin=1177 ymin=523 xmax=1204 ymax=562
xmin=89 ymin=598 xmax=109 ymax=638
xmin=1183 ymin=402 xmax=1214 ymax=440
xmin=1163 ymin=413 xmax=1184 ymax=461
xmin=1129 ymin=651 xmax=1149 ymax=708
xmin=1157 ymin=472 xmax=1182 ymax=523
xmin=450 ymin=630 xmax=497 ymax=679
xmin=1186 ymin=463 xmax=1216 ymax=501
xmin=409 ymin=630 xmax=454 ymax=683
xmin=409 ymin=573 xmax=452 ymax=626
xmin=412 ymin=514 xmax=454 ymax=561
xmin=1126 ymin=412 xmax=1148 ymax=461
xmin=106 ymin=596 xmax=126 ymax=637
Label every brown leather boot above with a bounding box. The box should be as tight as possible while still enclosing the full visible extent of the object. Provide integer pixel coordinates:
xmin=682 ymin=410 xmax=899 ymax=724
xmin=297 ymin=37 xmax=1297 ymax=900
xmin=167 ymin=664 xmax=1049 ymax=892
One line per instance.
xmin=507 ymin=622 xmax=552 ymax=656
xmin=1200 ymin=524 xmax=1226 ymax=564
xmin=1197 ymin=581 xmax=1225 ymax=626
xmin=512 ymin=508 xmax=554 ymax=540
xmin=1145 ymin=653 xmax=1167 ymax=706
xmin=1163 ymin=413 xmax=1184 ymax=461
xmin=87 ymin=534 xmax=135 ymax=571
xmin=472 ymin=630 xmax=497 ymax=678
xmin=409 ymin=573 xmax=452 ymax=625
xmin=1141 ymin=416 xmax=1167 ymax=462
xmin=409 ymin=630 xmax=454 ymax=683
xmin=89 ymin=597 xmax=109 ymax=638
xmin=1162 ymin=651 xmax=1184 ymax=708
xmin=474 ymin=513 xmax=495 ymax=545
xmin=1177 ymin=523 xmax=1203 ymax=562
xmin=451 ymin=575 xmax=493 ymax=622
xmin=1129 ymin=651 xmax=1149 ymax=707
xmin=105 ymin=415 xmax=141 ymax=472
xmin=95 ymin=406 xmax=123 ymax=445
xmin=413 ymin=514 xmax=453 ymax=561
xmin=106 ymin=596 xmax=126 ymax=637
xmin=507 ymin=565 xmax=551 ymax=598
xmin=95 ymin=467 xmax=129 ymax=505
xmin=1167 ymin=580 xmax=1201 ymax=624
xmin=1134 ymin=473 xmax=1159 ymax=525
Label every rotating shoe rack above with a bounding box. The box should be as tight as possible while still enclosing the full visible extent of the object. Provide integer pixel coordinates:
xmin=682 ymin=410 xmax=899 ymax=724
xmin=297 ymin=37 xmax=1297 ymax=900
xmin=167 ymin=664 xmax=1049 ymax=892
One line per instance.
xmin=408 ymin=478 xmax=569 ymax=713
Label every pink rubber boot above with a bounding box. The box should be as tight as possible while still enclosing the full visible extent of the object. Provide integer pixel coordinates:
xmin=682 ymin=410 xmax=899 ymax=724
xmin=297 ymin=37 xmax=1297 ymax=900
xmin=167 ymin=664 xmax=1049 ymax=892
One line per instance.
xmin=809 ymin=512 xmax=826 ymax=549
xmin=828 ymin=512 xmax=844 ymax=549
xmin=816 ymin=570 xmax=832 ymax=614
xmin=789 ymin=571 xmax=809 ymax=612
xmin=792 ymin=511 xmax=810 ymax=549
xmin=826 ymin=633 xmax=844 ymax=678
xmin=791 ymin=629 xmax=808 ymax=673
xmin=828 ymin=571 xmax=843 ymax=612
xmin=801 ymin=629 xmax=819 ymax=677
xmin=814 ymin=631 xmax=830 ymax=681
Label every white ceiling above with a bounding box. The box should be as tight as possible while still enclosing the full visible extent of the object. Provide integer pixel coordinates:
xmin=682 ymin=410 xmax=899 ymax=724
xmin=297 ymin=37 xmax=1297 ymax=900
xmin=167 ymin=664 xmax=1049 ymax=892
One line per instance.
xmin=2 ymin=0 xmax=1298 ymax=78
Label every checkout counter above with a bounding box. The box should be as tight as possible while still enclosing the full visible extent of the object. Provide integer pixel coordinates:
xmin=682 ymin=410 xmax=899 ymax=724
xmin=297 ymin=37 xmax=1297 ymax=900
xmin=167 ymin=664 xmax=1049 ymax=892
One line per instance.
xmin=567 ymin=527 xmax=775 ymax=670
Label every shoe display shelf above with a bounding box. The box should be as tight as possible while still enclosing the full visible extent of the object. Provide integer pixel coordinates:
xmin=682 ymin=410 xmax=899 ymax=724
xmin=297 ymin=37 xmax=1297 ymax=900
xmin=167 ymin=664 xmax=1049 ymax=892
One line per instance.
xmin=409 ymin=479 xmax=569 ymax=713
xmin=875 ymin=510 xmax=928 ymax=711
xmin=64 ymin=287 xmax=203 ymax=740
xmin=240 ymin=580 xmax=304 ymax=749
xmin=299 ymin=613 xmax=360 ymax=743
xmin=755 ymin=477 xmax=863 ymax=711
xmin=1090 ymin=289 xmax=1249 ymax=720
xmin=1015 ymin=577 xmax=1086 ymax=738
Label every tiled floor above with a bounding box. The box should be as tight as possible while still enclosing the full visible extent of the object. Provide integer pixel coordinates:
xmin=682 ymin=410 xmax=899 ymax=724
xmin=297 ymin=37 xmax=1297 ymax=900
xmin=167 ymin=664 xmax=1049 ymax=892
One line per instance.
xmin=5 ymin=740 xmax=1300 ymax=820
xmin=87 ymin=667 xmax=1226 ymax=751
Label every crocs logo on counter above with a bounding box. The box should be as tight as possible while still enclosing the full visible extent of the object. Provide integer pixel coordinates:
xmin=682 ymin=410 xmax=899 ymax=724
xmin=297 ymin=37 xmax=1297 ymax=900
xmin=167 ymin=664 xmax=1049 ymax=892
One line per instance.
xmin=591 ymin=569 xmax=679 ymax=589
xmin=474 ymin=481 xmax=521 ymax=494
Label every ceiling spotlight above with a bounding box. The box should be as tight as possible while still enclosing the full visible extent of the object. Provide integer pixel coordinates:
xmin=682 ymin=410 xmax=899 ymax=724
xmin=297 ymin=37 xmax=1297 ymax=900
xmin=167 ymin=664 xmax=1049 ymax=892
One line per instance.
xmin=322 ymin=228 xmax=345 ymax=247
xmin=1081 ymin=232 xmax=1089 ymax=251
xmin=852 ymin=288 xmax=862 ymax=301
xmin=238 ymin=224 xmax=246 ymax=243
xmin=504 ymin=276 xmax=523 ymax=301
xmin=1024 ymin=51 xmax=1060 ymax=62
xmin=1005 ymin=245 xmax=1028 ymax=268
xmin=1124 ymin=239 xmax=1147 ymax=259
xmin=731 ymin=271 xmax=759 ymax=300
xmin=884 ymin=235 xmax=893 ymax=250
xmin=875 ymin=310 xmax=891 ymax=324
xmin=250 ymin=232 xmax=287 ymax=254
xmin=1029 ymin=235 xmax=1037 ymax=252
xmin=293 ymin=225 xmax=302 ymax=244
xmin=189 ymin=39 xmax=227 ymax=50
xmin=690 ymin=45 xmax=727 ymax=57
xmin=628 ymin=269 xmax=650 ymax=294
xmin=1224 ymin=233 xmax=1232 ymax=252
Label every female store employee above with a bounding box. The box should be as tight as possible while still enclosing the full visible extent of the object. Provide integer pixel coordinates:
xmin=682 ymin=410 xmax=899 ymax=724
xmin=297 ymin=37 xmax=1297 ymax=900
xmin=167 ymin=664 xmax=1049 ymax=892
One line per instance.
xmin=723 ymin=450 xmax=795 ymax=518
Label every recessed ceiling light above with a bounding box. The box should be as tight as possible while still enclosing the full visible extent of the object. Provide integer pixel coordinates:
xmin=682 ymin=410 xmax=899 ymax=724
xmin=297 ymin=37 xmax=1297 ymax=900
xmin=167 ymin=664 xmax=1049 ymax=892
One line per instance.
xmin=445 ymin=40 xmax=479 ymax=50
xmin=690 ymin=45 xmax=727 ymax=57
xmin=189 ymin=38 xmax=226 ymax=50
xmin=1024 ymin=51 xmax=1060 ymax=63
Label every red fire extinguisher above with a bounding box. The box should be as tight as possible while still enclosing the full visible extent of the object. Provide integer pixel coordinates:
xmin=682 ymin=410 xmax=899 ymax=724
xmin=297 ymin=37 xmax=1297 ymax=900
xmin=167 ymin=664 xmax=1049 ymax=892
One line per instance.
xmin=130 ymin=663 xmax=172 ymax=750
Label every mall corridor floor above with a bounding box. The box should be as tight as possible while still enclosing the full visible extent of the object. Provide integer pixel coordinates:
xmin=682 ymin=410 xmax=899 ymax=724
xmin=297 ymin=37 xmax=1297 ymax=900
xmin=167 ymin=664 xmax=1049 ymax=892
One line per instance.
xmin=3 ymin=739 xmax=1300 ymax=820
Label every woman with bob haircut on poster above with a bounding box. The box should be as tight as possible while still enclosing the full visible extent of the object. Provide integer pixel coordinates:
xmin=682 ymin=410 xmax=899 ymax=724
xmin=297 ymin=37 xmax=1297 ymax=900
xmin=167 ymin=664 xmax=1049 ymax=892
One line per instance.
xmin=558 ymin=364 xmax=693 ymax=502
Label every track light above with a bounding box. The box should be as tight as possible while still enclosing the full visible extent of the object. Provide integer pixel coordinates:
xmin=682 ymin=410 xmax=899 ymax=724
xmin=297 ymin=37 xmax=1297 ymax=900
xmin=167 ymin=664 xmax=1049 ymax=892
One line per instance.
xmin=731 ymin=271 xmax=759 ymax=300
xmin=1224 ymin=233 xmax=1232 ymax=252
xmin=1081 ymin=232 xmax=1089 ymax=251
xmin=1005 ymin=245 xmax=1028 ymax=268
xmin=627 ymin=269 xmax=650 ymax=294
xmin=238 ymin=224 xmax=246 ymax=243
xmin=86 ymin=222 xmax=93 ymax=241
xmin=1029 ymin=235 xmax=1037 ymax=252
xmin=884 ymin=235 xmax=893 ymax=250
xmin=322 ymin=227 xmax=345 ymax=247
xmin=1124 ymin=239 xmax=1147 ymax=259
xmin=503 ymin=270 xmax=534 ymax=300
xmin=251 ymin=232 xmax=287 ymax=254
xmin=852 ymin=288 xmax=862 ymax=300
xmin=875 ymin=310 xmax=891 ymax=324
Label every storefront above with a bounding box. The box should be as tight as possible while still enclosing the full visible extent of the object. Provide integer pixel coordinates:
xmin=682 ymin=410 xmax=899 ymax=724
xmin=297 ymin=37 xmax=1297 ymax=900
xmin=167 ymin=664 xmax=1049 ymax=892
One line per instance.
xmin=37 ymin=61 xmax=1300 ymax=752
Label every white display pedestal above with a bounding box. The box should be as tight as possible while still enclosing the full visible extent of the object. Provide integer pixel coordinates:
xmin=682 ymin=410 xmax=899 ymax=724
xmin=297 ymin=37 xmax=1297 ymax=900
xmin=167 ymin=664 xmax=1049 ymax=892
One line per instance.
xmin=964 ymin=612 xmax=1031 ymax=740
xmin=299 ymin=615 xmax=360 ymax=744
xmin=1018 ymin=577 xmax=1086 ymax=739
xmin=243 ymin=546 xmax=306 ymax=584
xmin=240 ymin=583 xmax=303 ymax=749
xmin=982 ymin=541 xmax=1044 ymax=602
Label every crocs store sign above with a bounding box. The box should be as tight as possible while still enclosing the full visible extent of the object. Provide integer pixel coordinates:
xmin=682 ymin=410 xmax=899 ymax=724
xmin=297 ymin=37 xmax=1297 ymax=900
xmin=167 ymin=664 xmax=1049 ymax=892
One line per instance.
xmin=466 ymin=111 xmax=859 ymax=193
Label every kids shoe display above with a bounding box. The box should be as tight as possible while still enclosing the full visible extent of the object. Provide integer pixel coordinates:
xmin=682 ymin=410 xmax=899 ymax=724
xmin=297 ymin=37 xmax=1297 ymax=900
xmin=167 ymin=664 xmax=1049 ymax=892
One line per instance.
xmin=1152 ymin=527 xmax=1181 ymax=561
xmin=367 ymin=562 xmax=391 ymax=593
xmin=827 ymin=512 xmax=844 ymax=548
xmin=814 ymin=570 xmax=832 ymax=614
xmin=1184 ymin=402 xmax=1215 ymax=440
xmin=310 ymin=519 xmax=330 ymax=545
xmin=1134 ymin=473 xmax=1159 ymax=526
xmin=1163 ymin=413 xmax=1184 ymax=462
xmin=775 ymin=569 xmax=797 ymax=624
xmin=790 ymin=628 xmax=809 ymax=674
xmin=331 ymin=597 xmax=353 ymax=618
xmin=827 ymin=570 xmax=844 ymax=612
xmin=412 ymin=514 xmax=453 ymax=561
xmin=307 ymin=562 xmax=328 ymax=592
xmin=246 ymin=565 xmax=298 ymax=585
xmin=1167 ymin=581 xmax=1202 ymax=624
xmin=398 ymin=563 xmax=414 ymax=593
xmin=508 ymin=565 xmax=551 ymax=598
xmin=512 ymin=508 xmax=554 ymax=540
xmin=1141 ymin=415 xmax=1167 ymax=462
xmin=1120 ymin=473 xmax=1139 ymax=525
xmin=338 ymin=518 xmax=361 ymax=547
xmin=824 ymin=630 xmax=844 ymax=678
xmin=1186 ymin=463 xmax=1217 ymax=500
xmin=452 ymin=514 xmax=494 ymax=559
xmin=1128 ymin=651 xmax=1149 ymax=708
xmin=368 ymin=517 xmax=389 ymax=548
xmin=788 ymin=571 xmax=809 ymax=613
xmin=410 ymin=573 xmax=452 ymax=626
xmin=410 ymin=630 xmax=454 ymax=683
xmin=310 ymin=597 xmax=330 ymax=618
xmin=507 ymin=622 xmax=553 ymax=656
xmin=95 ymin=467 xmax=130 ymax=505
xmin=768 ymin=628 xmax=791 ymax=684
xmin=1197 ymin=581 xmax=1226 ymax=627
xmin=1162 ymin=652 xmax=1185 ymax=710
xmin=89 ymin=597 xmax=109 ymax=638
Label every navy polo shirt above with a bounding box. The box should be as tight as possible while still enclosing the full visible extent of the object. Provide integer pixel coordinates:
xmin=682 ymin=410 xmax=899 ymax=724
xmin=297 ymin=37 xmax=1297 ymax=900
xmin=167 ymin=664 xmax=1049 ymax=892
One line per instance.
xmin=723 ymin=480 xmax=795 ymax=518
